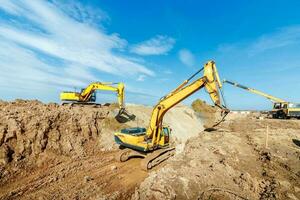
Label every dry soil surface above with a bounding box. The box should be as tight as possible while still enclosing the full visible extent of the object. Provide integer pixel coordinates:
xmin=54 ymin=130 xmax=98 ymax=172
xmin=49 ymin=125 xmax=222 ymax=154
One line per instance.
xmin=133 ymin=114 xmax=300 ymax=200
xmin=0 ymin=100 xmax=299 ymax=200
xmin=0 ymin=100 xmax=203 ymax=199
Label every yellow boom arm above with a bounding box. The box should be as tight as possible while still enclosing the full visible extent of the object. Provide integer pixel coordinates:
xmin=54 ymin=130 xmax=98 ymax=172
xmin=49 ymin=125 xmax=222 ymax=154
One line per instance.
xmin=147 ymin=61 xmax=228 ymax=146
xmin=223 ymin=79 xmax=286 ymax=103
xmin=80 ymin=82 xmax=125 ymax=109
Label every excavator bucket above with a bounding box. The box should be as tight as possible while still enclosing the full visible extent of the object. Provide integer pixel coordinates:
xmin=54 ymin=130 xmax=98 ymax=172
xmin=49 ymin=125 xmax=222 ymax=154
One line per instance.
xmin=115 ymin=108 xmax=136 ymax=123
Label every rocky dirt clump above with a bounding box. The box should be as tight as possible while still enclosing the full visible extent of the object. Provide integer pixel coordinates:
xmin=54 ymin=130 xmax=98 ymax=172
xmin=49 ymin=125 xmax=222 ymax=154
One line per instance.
xmin=0 ymin=100 xmax=125 ymax=168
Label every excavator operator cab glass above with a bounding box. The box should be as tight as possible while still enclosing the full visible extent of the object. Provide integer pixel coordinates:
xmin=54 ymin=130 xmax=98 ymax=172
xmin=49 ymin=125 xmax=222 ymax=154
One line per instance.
xmin=90 ymin=92 xmax=96 ymax=102
xmin=273 ymin=103 xmax=281 ymax=109
xmin=162 ymin=127 xmax=170 ymax=143
xmin=162 ymin=127 xmax=170 ymax=136
xmin=288 ymin=103 xmax=300 ymax=108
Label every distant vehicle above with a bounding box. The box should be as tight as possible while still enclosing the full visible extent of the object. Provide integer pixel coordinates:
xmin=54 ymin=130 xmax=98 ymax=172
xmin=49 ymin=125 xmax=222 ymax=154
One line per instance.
xmin=60 ymin=82 xmax=134 ymax=119
xmin=223 ymin=79 xmax=300 ymax=119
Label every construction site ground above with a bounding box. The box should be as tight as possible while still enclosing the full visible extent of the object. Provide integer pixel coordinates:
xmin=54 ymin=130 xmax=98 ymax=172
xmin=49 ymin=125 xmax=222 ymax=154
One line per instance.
xmin=0 ymin=100 xmax=299 ymax=200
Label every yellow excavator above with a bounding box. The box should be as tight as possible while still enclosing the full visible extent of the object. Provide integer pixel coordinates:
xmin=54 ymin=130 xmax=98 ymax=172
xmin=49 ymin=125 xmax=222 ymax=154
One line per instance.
xmin=223 ymin=79 xmax=300 ymax=119
xmin=114 ymin=61 xmax=229 ymax=170
xmin=60 ymin=82 xmax=134 ymax=119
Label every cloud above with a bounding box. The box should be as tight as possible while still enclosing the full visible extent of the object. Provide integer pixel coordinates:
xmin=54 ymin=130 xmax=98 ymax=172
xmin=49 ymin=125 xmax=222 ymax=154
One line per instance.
xmin=0 ymin=1 xmax=154 ymax=77
xmin=50 ymin=0 xmax=110 ymax=27
xmin=163 ymin=69 xmax=173 ymax=74
xmin=218 ymin=25 xmax=300 ymax=57
xmin=248 ymin=26 xmax=300 ymax=55
xmin=0 ymin=0 xmax=156 ymax=101
xmin=214 ymin=25 xmax=300 ymax=109
xmin=137 ymin=75 xmax=146 ymax=81
xmin=178 ymin=49 xmax=196 ymax=67
xmin=130 ymin=35 xmax=175 ymax=56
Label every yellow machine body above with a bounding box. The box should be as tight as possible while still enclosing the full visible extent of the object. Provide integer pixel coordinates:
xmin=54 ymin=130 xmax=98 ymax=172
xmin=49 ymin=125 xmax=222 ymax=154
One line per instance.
xmin=60 ymin=92 xmax=81 ymax=101
xmin=114 ymin=61 xmax=228 ymax=153
xmin=60 ymin=82 xmax=125 ymax=109
xmin=271 ymin=102 xmax=300 ymax=119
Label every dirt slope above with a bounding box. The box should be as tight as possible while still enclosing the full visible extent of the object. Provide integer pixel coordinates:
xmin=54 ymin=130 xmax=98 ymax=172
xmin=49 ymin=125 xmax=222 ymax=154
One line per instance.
xmin=132 ymin=116 xmax=300 ymax=200
xmin=0 ymin=100 xmax=203 ymax=199
xmin=1 ymin=100 xmax=299 ymax=200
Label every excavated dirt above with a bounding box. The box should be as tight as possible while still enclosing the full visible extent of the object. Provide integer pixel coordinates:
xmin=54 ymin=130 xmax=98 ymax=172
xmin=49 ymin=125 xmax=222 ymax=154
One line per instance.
xmin=0 ymin=100 xmax=203 ymax=199
xmin=0 ymin=99 xmax=299 ymax=200
xmin=0 ymin=99 xmax=140 ymax=199
xmin=133 ymin=114 xmax=300 ymax=200
xmin=191 ymin=99 xmax=221 ymax=129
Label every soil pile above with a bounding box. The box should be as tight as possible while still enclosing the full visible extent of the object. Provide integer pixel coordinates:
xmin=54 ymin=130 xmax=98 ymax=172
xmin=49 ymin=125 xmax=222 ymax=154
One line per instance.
xmin=1 ymin=100 xmax=299 ymax=199
xmin=191 ymin=99 xmax=221 ymax=128
xmin=0 ymin=100 xmax=204 ymax=199
xmin=133 ymin=115 xmax=300 ymax=200
xmin=0 ymin=100 xmax=126 ymax=167
xmin=0 ymin=100 xmax=135 ymax=199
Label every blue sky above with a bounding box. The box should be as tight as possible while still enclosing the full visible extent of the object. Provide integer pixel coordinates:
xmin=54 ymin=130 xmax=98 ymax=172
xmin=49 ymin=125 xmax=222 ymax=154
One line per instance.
xmin=0 ymin=0 xmax=300 ymax=110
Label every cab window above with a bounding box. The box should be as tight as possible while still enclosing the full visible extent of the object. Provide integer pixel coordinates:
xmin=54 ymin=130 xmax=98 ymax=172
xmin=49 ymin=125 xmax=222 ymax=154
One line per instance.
xmin=162 ymin=127 xmax=170 ymax=136
xmin=273 ymin=103 xmax=281 ymax=109
xmin=289 ymin=103 xmax=300 ymax=108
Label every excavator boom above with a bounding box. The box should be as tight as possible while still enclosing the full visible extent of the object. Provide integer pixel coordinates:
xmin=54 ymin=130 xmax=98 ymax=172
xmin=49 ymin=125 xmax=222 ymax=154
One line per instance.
xmin=146 ymin=61 xmax=227 ymax=145
xmin=223 ymin=79 xmax=286 ymax=103
xmin=223 ymin=79 xmax=300 ymax=119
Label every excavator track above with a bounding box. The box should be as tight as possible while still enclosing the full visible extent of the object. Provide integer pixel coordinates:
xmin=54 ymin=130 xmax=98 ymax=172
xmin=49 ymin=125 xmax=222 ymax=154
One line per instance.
xmin=140 ymin=147 xmax=175 ymax=171
xmin=115 ymin=148 xmax=145 ymax=162
xmin=61 ymin=102 xmax=108 ymax=106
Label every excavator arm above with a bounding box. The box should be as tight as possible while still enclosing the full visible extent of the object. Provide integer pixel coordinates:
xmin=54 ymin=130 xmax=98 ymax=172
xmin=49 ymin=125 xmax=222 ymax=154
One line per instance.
xmin=80 ymin=82 xmax=125 ymax=109
xmin=146 ymin=61 xmax=228 ymax=146
xmin=223 ymin=79 xmax=286 ymax=103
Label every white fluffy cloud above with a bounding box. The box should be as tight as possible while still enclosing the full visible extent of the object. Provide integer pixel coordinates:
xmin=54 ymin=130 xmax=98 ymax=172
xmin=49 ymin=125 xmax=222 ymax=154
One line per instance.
xmin=178 ymin=49 xmax=196 ymax=67
xmin=0 ymin=0 xmax=155 ymax=95
xmin=130 ymin=35 xmax=175 ymax=56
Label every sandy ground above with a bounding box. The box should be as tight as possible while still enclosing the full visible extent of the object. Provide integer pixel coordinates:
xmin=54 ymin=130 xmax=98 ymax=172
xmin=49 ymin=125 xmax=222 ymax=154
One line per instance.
xmin=0 ymin=100 xmax=203 ymax=199
xmin=0 ymin=100 xmax=299 ymax=200
xmin=133 ymin=115 xmax=300 ymax=200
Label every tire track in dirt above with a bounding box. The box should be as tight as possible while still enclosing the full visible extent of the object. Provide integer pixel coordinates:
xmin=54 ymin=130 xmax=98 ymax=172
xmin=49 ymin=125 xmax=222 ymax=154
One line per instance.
xmin=0 ymin=151 xmax=148 ymax=200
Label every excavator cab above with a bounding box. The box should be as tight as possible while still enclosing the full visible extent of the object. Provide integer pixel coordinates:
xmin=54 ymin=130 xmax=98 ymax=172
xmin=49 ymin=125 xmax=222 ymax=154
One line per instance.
xmin=273 ymin=103 xmax=282 ymax=109
xmin=83 ymin=89 xmax=96 ymax=102
xmin=161 ymin=126 xmax=171 ymax=145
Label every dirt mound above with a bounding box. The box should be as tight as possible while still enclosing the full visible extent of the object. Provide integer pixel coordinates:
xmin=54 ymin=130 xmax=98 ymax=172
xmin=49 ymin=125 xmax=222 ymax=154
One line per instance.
xmin=0 ymin=100 xmax=205 ymax=199
xmin=133 ymin=116 xmax=300 ymax=199
xmin=1 ymin=100 xmax=299 ymax=200
xmin=0 ymin=100 xmax=147 ymax=199
xmin=0 ymin=100 xmax=127 ymax=173
xmin=191 ymin=99 xmax=221 ymax=128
